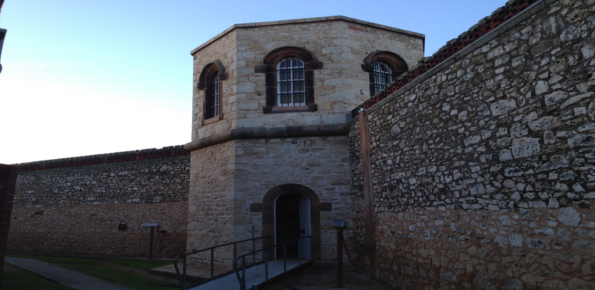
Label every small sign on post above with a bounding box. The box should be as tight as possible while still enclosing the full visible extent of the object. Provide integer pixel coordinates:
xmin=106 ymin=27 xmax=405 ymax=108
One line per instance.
xmin=142 ymin=223 xmax=159 ymax=259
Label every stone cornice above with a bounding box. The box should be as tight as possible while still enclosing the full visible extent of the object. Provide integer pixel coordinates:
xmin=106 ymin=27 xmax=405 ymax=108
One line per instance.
xmin=190 ymin=16 xmax=425 ymax=56
xmin=184 ymin=124 xmax=350 ymax=151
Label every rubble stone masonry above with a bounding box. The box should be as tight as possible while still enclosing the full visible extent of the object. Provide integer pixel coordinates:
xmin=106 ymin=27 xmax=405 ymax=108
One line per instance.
xmin=9 ymin=151 xmax=189 ymax=258
xmin=349 ymin=0 xmax=595 ymax=289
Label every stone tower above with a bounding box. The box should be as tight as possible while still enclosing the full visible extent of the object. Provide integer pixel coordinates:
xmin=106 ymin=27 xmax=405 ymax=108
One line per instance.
xmin=184 ymin=16 xmax=424 ymax=266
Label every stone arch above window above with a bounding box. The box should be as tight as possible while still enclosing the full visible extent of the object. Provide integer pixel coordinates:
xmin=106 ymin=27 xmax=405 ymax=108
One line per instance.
xmin=197 ymin=61 xmax=228 ymax=124
xmin=197 ymin=61 xmax=228 ymax=90
xmin=361 ymin=51 xmax=408 ymax=97
xmin=255 ymin=47 xmax=323 ymax=114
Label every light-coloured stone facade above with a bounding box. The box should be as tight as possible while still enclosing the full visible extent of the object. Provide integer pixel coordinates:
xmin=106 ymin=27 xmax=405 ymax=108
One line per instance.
xmin=186 ymin=16 xmax=424 ymax=267
xmin=190 ymin=16 xmax=424 ymax=141
xmin=234 ymin=136 xmax=352 ymax=260
xmin=187 ymin=141 xmax=236 ymax=268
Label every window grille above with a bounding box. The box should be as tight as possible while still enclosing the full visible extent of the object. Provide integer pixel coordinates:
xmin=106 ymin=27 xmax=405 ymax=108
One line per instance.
xmin=277 ymin=57 xmax=305 ymax=106
xmin=372 ymin=62 xmax=392 ymax=96
xmin=212 ymin=73 xmax=220 ymax=117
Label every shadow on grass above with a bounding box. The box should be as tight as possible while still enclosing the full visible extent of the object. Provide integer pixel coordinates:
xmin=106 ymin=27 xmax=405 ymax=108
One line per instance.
xmin=7 ymin=256 xmax=178 ymax=290
xmin=1 ymin=262 xmax=72 ymax=290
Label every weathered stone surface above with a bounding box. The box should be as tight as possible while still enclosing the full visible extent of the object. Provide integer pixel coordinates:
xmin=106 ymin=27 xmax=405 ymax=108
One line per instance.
xmin=9 ymin=202 xmax=188 ymax=258
xmin=560 ymin=25 xmax=581 ymax=42
xmin=440 ymin=270 xmax=457 ymax=283
xmin=544 ymin=91 xmax=569 ymax=107
xmin=572 ymin=240 xmax=595 ymax=250
xmin=509 ymin=233 xmax=523 ymax=247
xmin=502 ymin=278 xmax=523 ymax=290
xmin=568 ymin=134 xmax=595 ymax=148
xmin=558 ymin=207 xmax=581 ymax=226
xmin=10 ymin=155 xmax=190 ymax=258
xmin=568 ymin=277 xmax=595 ymax=290
xmin=14 ymin=157 xmax=190 ymax=206
xmin=538 ymin=155 xmax=569 ymax=171
xmin=391 ymin=125 xmax=401 ymax=137
xmin=535 ymin=80 xmax=549 ymax=95
xmin=346 ymin=1 xmax=595 ymax=289
xmin=560 ymin=92 xmax=594 ymax=109
xmin=511 ymin=137 xmax=540 ymax=159
xmin=529 ymin=116 xmax=561 ymax=131
xmin=491 ymin=99 xmax=517 ymax=116
xmin=543 ymin=16 xmax=565 ymax=36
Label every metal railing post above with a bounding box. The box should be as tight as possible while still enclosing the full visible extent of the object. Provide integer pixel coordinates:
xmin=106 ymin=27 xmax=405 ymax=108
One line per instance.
xmin=242 ymin=256 xmax=246 ymax=290
xmin=252 ymin=225 xmax=256 ymax=266
xmin=182 ymin=256 xmax=187 ymax=290
xmin=210 ymin=248 xmax=214 ymax=280
xmin=265 ymin=246 xmax=269 ymax=281
xmin=310 ymin=236 xmax=313 ymax=260
xmin=298 ymin=239 xmax=302 ymax=265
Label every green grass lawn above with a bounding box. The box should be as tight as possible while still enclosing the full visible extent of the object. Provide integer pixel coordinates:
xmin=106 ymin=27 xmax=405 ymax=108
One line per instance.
xmin=1 ymin=262 xmax=72 ymax=290
xmin=7 ymin=256 xmax=177 ymax=290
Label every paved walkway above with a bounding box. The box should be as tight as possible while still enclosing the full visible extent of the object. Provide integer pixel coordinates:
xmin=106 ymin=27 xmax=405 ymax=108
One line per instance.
xmin=6 ymin=257 xmax=134 ymax=290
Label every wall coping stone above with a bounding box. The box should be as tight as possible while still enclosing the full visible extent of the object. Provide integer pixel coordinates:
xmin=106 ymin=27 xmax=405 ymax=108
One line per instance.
xmin=16 ymin=145 xmax=189 ymax=172
xmin=350 ymin=0 xmax=556 ymax=124
xmin=190 ymin=15 xmax=425 ymax=55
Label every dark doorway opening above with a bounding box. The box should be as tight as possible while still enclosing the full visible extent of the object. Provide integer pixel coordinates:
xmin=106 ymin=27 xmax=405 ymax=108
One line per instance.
xmin=275 ymin=192 xmax=311 ymax=259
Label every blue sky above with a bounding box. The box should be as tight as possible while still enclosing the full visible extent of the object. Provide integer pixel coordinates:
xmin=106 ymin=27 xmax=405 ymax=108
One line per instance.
xmin=0 ymin=0 xmax=504 ymax=164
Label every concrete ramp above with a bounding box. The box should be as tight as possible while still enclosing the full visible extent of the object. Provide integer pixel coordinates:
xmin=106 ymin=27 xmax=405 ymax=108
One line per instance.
xmin=191 ymin=260 xmax=309 ymax=290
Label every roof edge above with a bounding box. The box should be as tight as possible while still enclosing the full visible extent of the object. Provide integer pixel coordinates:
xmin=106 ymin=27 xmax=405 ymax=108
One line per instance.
xmin=190 ymin=15 xmax=425 ymax=55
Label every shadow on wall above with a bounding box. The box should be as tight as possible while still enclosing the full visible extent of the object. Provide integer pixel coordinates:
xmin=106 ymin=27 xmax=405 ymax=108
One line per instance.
xmin=0 ymin=164 xmax=18 ymax=288
xmin=349 ymin=0 xmax=595 ymax=289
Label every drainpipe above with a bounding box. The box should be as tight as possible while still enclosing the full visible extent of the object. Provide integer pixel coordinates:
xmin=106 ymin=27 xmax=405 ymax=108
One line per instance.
xmin=357 ymin=109 xmax=375 ymax=250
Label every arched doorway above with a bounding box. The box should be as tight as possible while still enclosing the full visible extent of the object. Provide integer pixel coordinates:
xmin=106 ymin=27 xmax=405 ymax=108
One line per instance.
xmin=274 ymin=192 xmax=311 ymax=259
xmin=250 ymin=184 xmax=333 ymax=260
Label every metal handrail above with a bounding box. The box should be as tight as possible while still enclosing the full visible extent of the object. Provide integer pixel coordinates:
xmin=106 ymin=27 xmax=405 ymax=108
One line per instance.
xmin=233 ymin=235 xmax=313 ymax=290
xmin=174 ymin=235 xmax=270 ymax=290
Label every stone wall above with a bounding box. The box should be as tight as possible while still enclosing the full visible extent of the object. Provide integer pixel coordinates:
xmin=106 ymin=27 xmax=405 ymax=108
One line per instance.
xmin=234 ymin=136 xmax=353 ymax=260
xmin=187 ymin=141 xmax=236 ymax=268
xmin=9 ymin=202 xmax=187 ymax=257
xmin=348 ymin=0 xmax=595 ymax=289
xmin=0 ymin=164 xmax=17 ymax=288
xmin=9 ymin=148 xmax=190 ymax=258
xmin=186 ymin=136 xmax=353 ymax=269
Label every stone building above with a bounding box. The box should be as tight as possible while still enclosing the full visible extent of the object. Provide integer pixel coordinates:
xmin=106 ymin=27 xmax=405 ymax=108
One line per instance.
xmin=9 ymin=0 xmax=595 ymax=288
xmin=183 ymin=16 xmax=424 ymax=264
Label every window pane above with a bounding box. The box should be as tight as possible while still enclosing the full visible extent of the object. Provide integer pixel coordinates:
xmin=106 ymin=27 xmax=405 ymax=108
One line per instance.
xmin=277 ymin=57 xmax=306 ymax=106
xmin=372 ymin=61 xmax=392 ymax=95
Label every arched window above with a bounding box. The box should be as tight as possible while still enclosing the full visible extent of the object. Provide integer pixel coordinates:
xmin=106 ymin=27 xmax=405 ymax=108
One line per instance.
xmin=361 ymin=51 xmax=408 ymax=97
xmin=206 ymin=73 xmax=220 ymax=118
xmin=277 ymin=57 xmax=305 ymax=106
xmin=371 ymin=62 xmax=392 ymax=96
xmin=197 ymin=61 xmax=228 ymax=123
xmin=256 ymin=47 xmax=323 ymax=114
